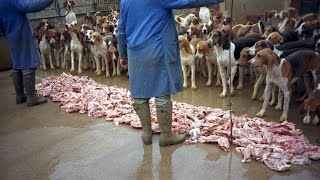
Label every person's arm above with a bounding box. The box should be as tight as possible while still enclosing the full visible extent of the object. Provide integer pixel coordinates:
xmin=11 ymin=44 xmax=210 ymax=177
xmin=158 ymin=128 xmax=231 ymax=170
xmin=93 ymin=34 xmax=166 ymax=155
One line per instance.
xmin=160 ymin=0 xmax=223 ymax=9
xmin=15 ymin=0 xmax=53 ymax=13
xmin=117 ymin=1 xmax=127 ymax=59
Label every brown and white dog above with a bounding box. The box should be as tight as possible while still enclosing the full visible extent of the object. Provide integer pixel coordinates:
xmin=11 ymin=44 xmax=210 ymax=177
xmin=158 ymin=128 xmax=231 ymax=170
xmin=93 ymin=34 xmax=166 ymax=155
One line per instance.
xmin=175 ymin=13 xmax=197 ymax=29
xmin=195 ymin=40 xmax=220 ymax=87
xmin=252 ymin=48 xmax=320 ymax=121
xmin=207 ymin=30 xmax=237 ymax=98
xmin=266 ymin=32 xmax=284 ymax=46
xmin=66 ymin=22 xmax=84 ymax=74
xmin=89 ymin=32 xmax=110 ymax=77
xmin=37 ymin=27 xmax=54 ymax=70
xmin=178 ymin=35 xmax=197 ymax=90
xmin=299 ymin=83 xmax=320 ymax=125
xmin=64 ymin=0 xmax=77 ymax=25
xmin=277 ymin=8 xmax=296 ymax=33
xmin=107 ymin=37 xmax=121 ymax=76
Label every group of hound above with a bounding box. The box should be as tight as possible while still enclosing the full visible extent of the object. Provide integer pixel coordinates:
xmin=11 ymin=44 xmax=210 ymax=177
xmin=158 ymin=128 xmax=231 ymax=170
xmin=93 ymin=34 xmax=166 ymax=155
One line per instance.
xmin=175 ymin=7 xmax=320 ymax=123
xmin=33 ymin=1 xmax=320 ymax=124
xmin=35 ymin=0 xmax=121 ymax=77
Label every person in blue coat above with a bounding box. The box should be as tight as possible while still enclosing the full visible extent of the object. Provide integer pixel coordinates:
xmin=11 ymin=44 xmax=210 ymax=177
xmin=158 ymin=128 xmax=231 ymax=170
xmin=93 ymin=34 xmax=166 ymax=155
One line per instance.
xmin=0 ymin=0 xmax=53 ymax=106
xmin=118 ymin=0 xmax=223 ymax=146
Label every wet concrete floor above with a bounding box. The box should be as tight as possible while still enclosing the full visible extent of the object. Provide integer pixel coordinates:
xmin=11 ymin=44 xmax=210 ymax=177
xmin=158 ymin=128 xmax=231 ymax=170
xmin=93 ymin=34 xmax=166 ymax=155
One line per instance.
xmin=0 ymin=69 xmax=320 ymax=180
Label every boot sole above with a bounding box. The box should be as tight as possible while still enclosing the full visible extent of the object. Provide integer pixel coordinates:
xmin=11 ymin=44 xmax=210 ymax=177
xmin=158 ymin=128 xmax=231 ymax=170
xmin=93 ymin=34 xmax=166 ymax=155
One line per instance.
xmin=27 ymin=99 xmax=48 ymax=107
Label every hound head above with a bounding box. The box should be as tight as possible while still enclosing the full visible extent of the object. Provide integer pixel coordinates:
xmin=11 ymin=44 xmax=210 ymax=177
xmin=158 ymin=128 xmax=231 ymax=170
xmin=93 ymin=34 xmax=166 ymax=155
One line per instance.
xmin=187 ymin=23 xmax=199 ymax=36
xmin=265 ymin=10 xmax=278 ymax=21
xmin=90 ymin=32 xmax=103 ymax=45
xmin=178 ymin=35 xmax=192 ymax=54
xmin=101 ymin=22 xmax=114 ymax=35
xmin=107 ymin=38 xmax=118 ymax=61
xmin=195 ymin=40 xmax=210 ymax=59
xmin=208 ymin=29 xmax=230 ymax=50
xmin=277 ymin=10 xmax=289 ymax=20
xmin=36 ymin=27 xmax=49 ymax=41
xmin=266 ymin=32 xmax=284 ymax=45
xmin=85 ymin=30 xmax=95 ymax=42
xmin=302 ymin=85 xmax=320 ymax=113
xmin=63 ymin=0 xmax=75 ymax=10
xmin=249 ymin=40 xmax=274 ymax=56
xmin=199 ymin=23 xmax=210 ymax=35
xmin=80 ymin=24 xmax=93 ymax=35
xmin=35 ymin=19 xmax=53 ymax=32
xmin=47 ymin=29 xmax=60 ymax=45
xmin=186 ymin=13 xmax=196 ymax=21
xmin=223 ymin=16 xmax=232 ymax=25
xmin=251 ymin=48 xmax=279 ymax=70
xmin=262 ymin=25 xmax=278 ymax=39
xmin=295 ymin=22 xmax=315 ymax=36
xmin=237 ymin=47 xmax=253 ymax=67
xmin=221 ymin=24 xmax=234 ymax=41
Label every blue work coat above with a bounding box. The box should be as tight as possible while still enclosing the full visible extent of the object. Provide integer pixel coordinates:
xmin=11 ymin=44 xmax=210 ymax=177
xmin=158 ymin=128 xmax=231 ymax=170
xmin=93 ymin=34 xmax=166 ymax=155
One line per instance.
xmin=0 ymin=0 xmax=53 ymax=70
xmin=117 ymin=0 xmax=223 ymax=98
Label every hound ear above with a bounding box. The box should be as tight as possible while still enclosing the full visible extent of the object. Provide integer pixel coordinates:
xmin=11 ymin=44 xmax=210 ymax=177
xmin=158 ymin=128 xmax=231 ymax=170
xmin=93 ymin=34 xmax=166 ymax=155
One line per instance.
xmin=185 ymin=40 xmax=192 ymax=54
xmin=279 ymin=36 xmax=284 ymax=44
xmin=220 ymin=34 xmax=230 ymax=50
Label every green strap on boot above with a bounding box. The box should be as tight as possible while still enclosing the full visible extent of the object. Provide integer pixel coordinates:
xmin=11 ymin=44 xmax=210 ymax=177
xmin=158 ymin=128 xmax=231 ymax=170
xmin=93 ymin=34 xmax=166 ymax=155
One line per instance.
xmin=133 ymin=102 xmax=152 ymax=145
xmin=157 ymin=101 xmax=185 ymax=147
xmin=22 ymin=69 xmax=47 ymax=107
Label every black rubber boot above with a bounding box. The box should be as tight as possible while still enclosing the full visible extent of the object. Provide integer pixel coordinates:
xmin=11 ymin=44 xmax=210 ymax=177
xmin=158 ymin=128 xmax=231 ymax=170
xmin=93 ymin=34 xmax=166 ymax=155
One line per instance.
xmin=133 ymin=102 xmax=153 ymax=145
xmin=22 ymin=69 xmax=47 ymax=107
xmin=157 ymin=101 xmax=185 ymax=147
xmin=12 ymin=70 xmax=27 ymax=104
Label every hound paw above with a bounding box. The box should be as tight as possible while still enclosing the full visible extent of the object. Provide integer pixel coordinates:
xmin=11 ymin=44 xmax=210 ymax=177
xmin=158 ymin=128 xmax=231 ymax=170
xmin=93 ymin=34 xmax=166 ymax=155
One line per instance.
xmin=280 ymin=115 xmax=287 ymax=122
xmin=237 ymin=84 xmax=243 ymax=90
xmin=256 ymin=110 xmax=265 ymax=118
xmin=50 ymin=66 xmax=55 ymax=70
xmin=96 ymin=71 xmax=101 ymax=76
xmin=215 ymin=82 xmax=221 ymax=87
xmin=205 ymin=82 xmax=212 ymax=87
xmin=312 ymin=116 xmax=320 ymax=126
xmin=258 ymin=96 xmax=265 ymax=102
xmin=70 ymin=68 xmax=75 ymax=72
xmin=191 ymin=85 xmax=197 ymax=91
xmin=106 ymin=73 xmax=111 ymax=78
xmin=219 ymin=92 xmax=227 ymax=98
xmin=251 ymin=94 xmax=257 ymax=100
xmin=269 ymin=101 xmax=276 ymax=107
xmin=183 ymin=83 xmax=188 ymax=89
xmin=303 ymin=116 xmax=311 ymax=124
xmin=78 ymin=69 xmax=82 ymax=74
xmin=275 ymin=105 xmax=282 ymax=111
xmin=295 ymin=96 xmax=306 ymax=103
xmin=117 ymin=72 xmax=121 ymax=76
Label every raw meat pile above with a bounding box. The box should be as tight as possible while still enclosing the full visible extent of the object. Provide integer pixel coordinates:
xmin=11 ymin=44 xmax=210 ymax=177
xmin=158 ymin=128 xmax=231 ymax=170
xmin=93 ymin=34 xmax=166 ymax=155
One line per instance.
xmin=36 ymin=73 xmax=320 ymax=172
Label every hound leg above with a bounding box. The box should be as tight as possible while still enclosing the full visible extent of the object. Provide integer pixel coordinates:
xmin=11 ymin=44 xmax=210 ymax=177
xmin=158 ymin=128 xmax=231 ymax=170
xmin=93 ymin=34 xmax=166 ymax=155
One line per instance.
xmin=101 ymin=58 xmax=106 ymax=72
xmin=237 ymin=66 xmax=244 ymax=90
xmin=116 ymin=58 xmax=121 ymax=76
xmin=275 ymin=88 xmax=283 ymax=111
xmin=206 ymin=61 xmax=212 ymax=86
xmin=312 ymin=115 xmax=320 ymax=126
xmin=269 ymin=86 xmax=278 ymax=106
xmin=112 ymin=56 xmax=117 ymax=76
xmin=49 ymin=50 xmax=55 ymax=69
xmin=280 ymin=88 xmax=290 ymax=122
xmin=215 ymin=65 xmax=222 ymax=87
xmin=256 ymin=78 xmax=272 ymax=118
xmin=201 ymin=58 xmax=207 ymax=78
xmin=41 ymin=53 xmax=47 ymax=70
xmin=105 ymin=57 xmax=110 ymax=77
xmin=55 ymin=49 xmax=60 ymax=68
xmin=253 ymin=74 xmax=264 ymax=100
xmin=83 ymin=50 xmax=89 ymax=70
xmin=219 ymin=66 xmax=227 ymax=98
xmin=191 ymin=64 xmax=197 ymax=90
xmin=297 ymin=74 xmax=311 ymax=102
xmin=78 ymin=51 xmax=83 ymax=74
xmin=62 ymin=45 xmax=68 ymax=69
xmin=182 ymin=65 xmax=188 ymax=89
xmin=94 ymin=56 xmax=101 ymax=76
xmin=230 ymin=66 xmax=237 ymax=95
xmin=70 ymin=52 xmax=75 ymax=72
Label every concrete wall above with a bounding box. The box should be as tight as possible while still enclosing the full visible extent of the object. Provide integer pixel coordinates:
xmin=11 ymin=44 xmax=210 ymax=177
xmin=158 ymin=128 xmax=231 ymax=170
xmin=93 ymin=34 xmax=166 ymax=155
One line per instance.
xmin=220 ymin=0 xmax=288 ymax=24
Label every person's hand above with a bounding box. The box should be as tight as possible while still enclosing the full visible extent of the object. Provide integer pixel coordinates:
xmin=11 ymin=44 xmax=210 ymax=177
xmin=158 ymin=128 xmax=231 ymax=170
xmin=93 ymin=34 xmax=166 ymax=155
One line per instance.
xmin=120 ymin=58 xmax=128 ymax=69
